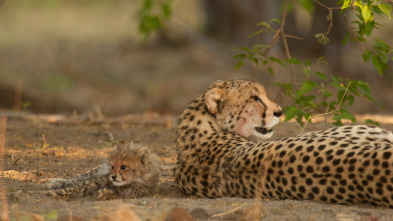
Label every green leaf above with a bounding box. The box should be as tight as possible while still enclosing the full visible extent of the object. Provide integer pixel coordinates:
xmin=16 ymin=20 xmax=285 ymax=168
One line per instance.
xmin=353 ymin=1 xmax=362 ymax=8
xmin=365 ymin=119 xmax=380 ymax=127
xmin=275 ymin=82 xmax=292 ymax=96
xmin=341 ymin=32 xmax=351 ymax=45
xmin=330 ymin=82 xmax=346 ymax=90
xmin=317 ymin=56 xmax=327 ymax=64
xmin=162 ymin=3 xmax=171 ymax=18
xmin=267 ymin=67 xmax=274 ymax=76
xmin=322 ymin=90 xmax=332 ymax=98
xmin=304 ymin=112 xmax=312 ymax=121
xmin=296 ymin=81 xmax=318 ymax=97
xmin=357 ymin=36 xmax=366 ymax=42
xmin=248 ymin=29 xmax=264 ymax=38
xmin=143 ymin=0 xmax=153 ymax=10
xmin=284 ymin=58 xmax=302 ymax=65
xmin=139 ymin=15 xmax=161 ymax=37
xmin=257 ymin=21 xmax=269 ymax=27
xmin=253 ymin=44 xmax=269 ymax=49
xmin=364 ymin=94 xmax=386 ymax=110
xmin=362 ymin=50 xmax=371 ymax=62
xmin=361 ymin=5 xmax=372 ymax=24
xmin=332 ymin=109 xmax=356 ymax=126
xmin=284 ymin=106 xmax=298 ymax=122
xmin=330 ymin=75 xmax=342 ymax=84
xmin=375 ymin=38 xmax=391 ymax=53
xmin=371 ymin=55 xmax=387 ymax=75
xmin=345 ymin=95 xmax=355 ymax=106
xmin=341 ymin=0 xmax=351 ymax=10
xmin=295 ymin=95 xmax=316 ymax=107
xmin=235 ymin=61 xmax=244 ymax=70
xmin=348 ymin=81 xmax=360 ymax=96
xmin=337 ymin=90 xmax=346 ymax=103
xmin=340 ymin=109 xmax=357 ymax=123
xmin=378 ymin=3 xmax=392 ymax=19
xmin=233 ymin=53 xmax=246 ymax=60
xmin=236 ymin=47 xmax=251 ymax=52
xmin=298 ymin=0 xmax=314 ymax=13
xmin=332 ymin=115 xmax=344 ymax=126
xmin=270 ymin=57 xmax=286 ymax=66
xmin=314 ymin=71 xmax=327 ymax=80
xmin=270 ymin=18 xmax=281 ymax=24
xmin=356 ymin=81 xmax=370 ymax=94
xmin=296 ymin=114 xmax=304 ymax=126
xmin=372 ymin=5 xmax=382 ymax=16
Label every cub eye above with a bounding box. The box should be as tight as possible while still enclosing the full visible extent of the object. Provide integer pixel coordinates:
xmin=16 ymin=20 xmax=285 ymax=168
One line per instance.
xmin=111 ymin=165 xmax=114 ymax=170
xmin=120 ymin=165 xmax=128 ymax=170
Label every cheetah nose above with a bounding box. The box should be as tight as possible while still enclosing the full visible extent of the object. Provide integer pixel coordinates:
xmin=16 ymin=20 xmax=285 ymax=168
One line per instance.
xmin=111 ymin=175 xmax=117 ymax=180
xmin=273 ymin=110 xmax=282 ymax=118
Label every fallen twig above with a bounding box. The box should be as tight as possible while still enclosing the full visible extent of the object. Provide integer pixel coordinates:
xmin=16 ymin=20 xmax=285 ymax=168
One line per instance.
xmin=211 ymin=202 xmax=247 ymax=218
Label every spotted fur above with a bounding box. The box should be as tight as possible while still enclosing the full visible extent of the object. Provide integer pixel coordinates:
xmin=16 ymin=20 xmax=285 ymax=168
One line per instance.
xmin=175 ymin=79 xmax=393 ymax=207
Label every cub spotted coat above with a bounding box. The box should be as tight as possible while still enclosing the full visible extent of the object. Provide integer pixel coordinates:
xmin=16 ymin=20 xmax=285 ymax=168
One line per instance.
xmin=44 ymin=142 xmax=159 ymax=200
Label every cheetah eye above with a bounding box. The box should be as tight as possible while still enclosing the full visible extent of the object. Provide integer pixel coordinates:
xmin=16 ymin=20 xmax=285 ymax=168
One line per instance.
xmin=251 ymin=95 xmax=262 ymax=103
xmin=111 ymin=165 xmax=114 ymax=170
xmin=120 ymin=165 xmax=128 ymax=170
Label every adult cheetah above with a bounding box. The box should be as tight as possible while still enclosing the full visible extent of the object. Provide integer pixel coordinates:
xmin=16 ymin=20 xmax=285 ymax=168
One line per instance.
xmin=174 ymin=79 xmax=393 ymax=207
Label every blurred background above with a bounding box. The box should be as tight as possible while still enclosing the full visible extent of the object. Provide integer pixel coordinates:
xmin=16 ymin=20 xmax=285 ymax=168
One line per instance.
xmin=0 ymin=0 xmax=392 ymax=116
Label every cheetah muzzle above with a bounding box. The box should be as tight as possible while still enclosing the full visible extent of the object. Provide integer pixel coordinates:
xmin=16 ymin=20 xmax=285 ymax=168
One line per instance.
xmin=255 ymin=127 xmax=273 ymax=135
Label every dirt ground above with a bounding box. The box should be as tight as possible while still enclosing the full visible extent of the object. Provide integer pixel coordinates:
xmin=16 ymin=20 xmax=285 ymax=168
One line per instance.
xmin=1 ymin=1 xmax=393 ymax=220
xmin=1 ymin=113 xmax=393 ymax=221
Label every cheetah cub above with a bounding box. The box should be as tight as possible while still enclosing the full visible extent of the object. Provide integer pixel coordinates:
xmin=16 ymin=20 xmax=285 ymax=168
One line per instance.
xmin=43 ymin=142 xmax=159 ymax=200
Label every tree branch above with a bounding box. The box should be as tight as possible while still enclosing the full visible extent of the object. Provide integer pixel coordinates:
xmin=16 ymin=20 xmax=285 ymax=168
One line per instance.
xmin=280 ymin=0 xmax=296 ymax=84
xmin=300 ymin=82 xmax=352 ymax=133
xmin=314 ymin=0 xmax=342 ymax=10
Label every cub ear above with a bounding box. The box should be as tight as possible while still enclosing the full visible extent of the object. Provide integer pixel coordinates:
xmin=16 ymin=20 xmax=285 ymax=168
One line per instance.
xmin=139 ymin=147 xmax=150 ymax=165
xmin=204 ymin=87 xmax=225 ymax=115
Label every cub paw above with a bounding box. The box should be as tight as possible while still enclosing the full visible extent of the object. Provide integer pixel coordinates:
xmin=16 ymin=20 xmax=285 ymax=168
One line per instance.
xmin=45 ymin=190 xmax=69 ymax=200
xmin=45 ymin=190 xmax=57 ymax=197
xmin=95 ymin=188 xmax=114 ymax=200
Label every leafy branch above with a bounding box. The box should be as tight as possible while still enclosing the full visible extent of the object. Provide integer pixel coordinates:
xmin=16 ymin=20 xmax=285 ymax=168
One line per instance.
xmin=300 ymin=81 xmax=351 ymax=133
xmin=234 ymin=0 xmax=389 ymax=129
xmin=134 ymin=0 xmax=390 ymax=129
xmin=138 ymin=0 xmax=172 ymax=40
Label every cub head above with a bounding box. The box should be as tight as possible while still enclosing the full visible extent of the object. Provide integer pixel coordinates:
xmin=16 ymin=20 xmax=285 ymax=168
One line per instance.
xmin=109 ymin=142 xmax=151 ymax=186
xmin=204 ymin=80 xmax=282 ymax=139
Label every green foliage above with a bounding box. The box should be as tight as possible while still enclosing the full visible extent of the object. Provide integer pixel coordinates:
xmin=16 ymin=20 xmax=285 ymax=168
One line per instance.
xmin=365 ymin=118 xmax=381 ymax=127
xmin=342 ymin=0 xmax=393 ymax=75
xmin=234 ymin=0 xmax=390 ymax=128
xmin=138 ymin=0 xmax=172 ymax=40
xmin=135 ymin=0 xmax=390 ymax=128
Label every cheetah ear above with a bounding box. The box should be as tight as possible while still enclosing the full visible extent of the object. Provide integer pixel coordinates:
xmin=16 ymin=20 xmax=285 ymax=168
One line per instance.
xmin=204 ymin=87 xmax=225 ymax=115
xmin=139 ymin=147 xmax=150 ymax=165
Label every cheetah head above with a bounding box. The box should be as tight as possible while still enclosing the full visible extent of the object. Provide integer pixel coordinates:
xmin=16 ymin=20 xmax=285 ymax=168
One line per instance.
xmin=109 ymin=143 xmax=151 ymax=186
xmin=204 ymin=80 xmax=282 ymax=139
